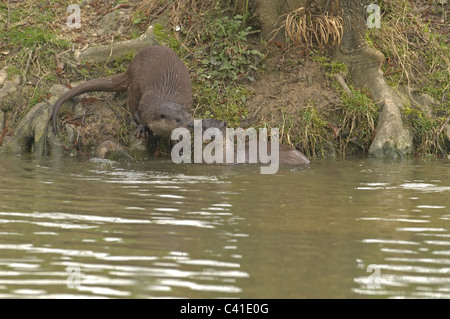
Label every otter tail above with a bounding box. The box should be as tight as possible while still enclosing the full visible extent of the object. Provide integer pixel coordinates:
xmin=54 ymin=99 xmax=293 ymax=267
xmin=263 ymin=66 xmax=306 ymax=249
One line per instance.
xmin=51 ymin=72 xmax=129 ymax=134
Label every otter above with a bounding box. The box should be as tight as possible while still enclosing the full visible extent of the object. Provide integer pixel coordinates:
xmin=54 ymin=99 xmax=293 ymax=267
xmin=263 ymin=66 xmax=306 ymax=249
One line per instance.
xmin=190 ymin=119 xmax=310 ymax=166
xmin=52 ymin=45 xmax=194 ymax=138
xmin=230 ymin=139 xmax=311 ymax=166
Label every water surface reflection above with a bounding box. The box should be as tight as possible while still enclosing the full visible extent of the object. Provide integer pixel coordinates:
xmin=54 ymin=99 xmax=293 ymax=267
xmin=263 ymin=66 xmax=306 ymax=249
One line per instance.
xmin=0 ymin=155 xmax=448 ymax=298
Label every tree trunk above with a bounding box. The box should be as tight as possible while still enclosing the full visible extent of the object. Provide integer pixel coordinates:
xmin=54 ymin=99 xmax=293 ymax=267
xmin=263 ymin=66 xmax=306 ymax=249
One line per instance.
xmin=339 ymin=0 xmax=371 ymax=53
xmin=252 ymin=0 xmax=414 ymax=158
xmin=335 ymin=0 xmax=413 ymax=158
xmin=253 ymin=0 xmax=307 ymax=41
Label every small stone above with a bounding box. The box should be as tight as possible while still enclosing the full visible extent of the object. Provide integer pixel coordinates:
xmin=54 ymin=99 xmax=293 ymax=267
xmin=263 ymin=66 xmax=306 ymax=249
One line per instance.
xmin=0 ymin=67 xmax=8 ymax=86
xmin=0 ymin=81 xmax=18 ymax=112
xmin=446 ymin=125 xmax=450 ymax=143
xmin=95 ymin=140 xmax=124 ymax=159
xmin=49 ymin=84 xmax=77 ymax=115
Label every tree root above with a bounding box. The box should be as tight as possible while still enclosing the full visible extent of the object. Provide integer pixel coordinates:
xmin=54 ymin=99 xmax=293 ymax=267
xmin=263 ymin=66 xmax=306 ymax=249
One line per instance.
xmin=335 ymin=46 xmax=414 ymax=158
xmin=74 ymin=26 xmax=158 ymax=64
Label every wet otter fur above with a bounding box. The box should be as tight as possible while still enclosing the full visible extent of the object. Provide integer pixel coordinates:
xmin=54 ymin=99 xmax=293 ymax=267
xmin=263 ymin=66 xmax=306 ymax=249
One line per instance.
xmin=51 ymin=45 xmax=194 ymax=137
xmin=198 ymin=119 xmax=310 ymax=166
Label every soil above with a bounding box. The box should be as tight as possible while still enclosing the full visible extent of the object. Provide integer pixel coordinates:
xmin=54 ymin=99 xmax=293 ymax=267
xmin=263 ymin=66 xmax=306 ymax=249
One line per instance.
xmin=245 ymin=46 xmax=341 ymax=131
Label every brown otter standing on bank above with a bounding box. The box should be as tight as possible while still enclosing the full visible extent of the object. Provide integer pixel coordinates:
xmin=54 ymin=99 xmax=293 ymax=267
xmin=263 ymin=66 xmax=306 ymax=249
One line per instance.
xmin=52 ymin=45 xmax=194 ymax=137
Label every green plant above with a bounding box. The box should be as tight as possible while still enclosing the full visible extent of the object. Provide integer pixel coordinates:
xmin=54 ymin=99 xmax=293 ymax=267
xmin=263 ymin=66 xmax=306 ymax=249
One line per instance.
xmin=111 ymin=50 xmax=135 ymax=74
xmin=235 ymin=0 xmax=251 ymax=24
xmin=6 ymin=66 xmax=21 ymax=78
xmin=367 ymin=0 xmax=448 ymax=106
xmin=404 ymin=106 xmax=448 ymax=156
xmin=28 ymin=87 xmax=47 ymax=108
xmin=185 ymin=13 xmax=264 ymax=83
xmin=296 ymin=100 xmax=332 ymax=158
xmin=339 ymin=88 xmax=378 ymax=154
xmin=153 ymin=23 xmax=182 ymax=54
xmin=149 ymin=10 xmax=264 ymax=128
xmin=132 ymin=10 xmax=146 ymax=25
xmin=312 ymin=55 xmax=347 ymax=77
xmin=193 ymin=81 xmax=250 ymax=127
xmin=0 ymin=2 xmax=68 ymax=50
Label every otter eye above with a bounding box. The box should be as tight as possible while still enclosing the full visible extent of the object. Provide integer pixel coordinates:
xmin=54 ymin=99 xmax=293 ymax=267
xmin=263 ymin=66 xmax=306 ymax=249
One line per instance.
xmin=160 ymin=114 xmax=166 ymax=119
xmin=176 ymin=118 xmax=181 ymax=123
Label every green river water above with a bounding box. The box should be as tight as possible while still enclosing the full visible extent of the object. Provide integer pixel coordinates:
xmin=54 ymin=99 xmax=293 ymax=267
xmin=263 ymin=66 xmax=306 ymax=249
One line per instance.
xmin=0 ymin=153 xmax=449 ymax=298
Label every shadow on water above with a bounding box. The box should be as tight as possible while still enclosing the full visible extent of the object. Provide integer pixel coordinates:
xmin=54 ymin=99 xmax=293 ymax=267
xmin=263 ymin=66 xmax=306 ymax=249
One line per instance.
xmin=0 ymin=154 xmax=449 ymax=298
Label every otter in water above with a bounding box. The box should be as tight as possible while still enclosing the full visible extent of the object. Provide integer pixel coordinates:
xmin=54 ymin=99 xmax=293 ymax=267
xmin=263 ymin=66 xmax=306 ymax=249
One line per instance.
xmin=174 ymin=119 xmax=310 ymax=166
xmin=203 ymin=119 xmax=310 ymax=165
xmin=52 ymin=45 xmax=194 ymax=137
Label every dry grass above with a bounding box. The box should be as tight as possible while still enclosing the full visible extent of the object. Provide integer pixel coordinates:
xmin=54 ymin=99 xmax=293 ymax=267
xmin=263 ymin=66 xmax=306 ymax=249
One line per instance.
xmin=367 ymin=0 xmax=449 ymax=156
xmin=270 ymin=7 xmax=343 ymax=50
xmin=368 ymin=0 xmax=449 ymax=92
xmin=137 ymin=0 xmax=218 ymax=29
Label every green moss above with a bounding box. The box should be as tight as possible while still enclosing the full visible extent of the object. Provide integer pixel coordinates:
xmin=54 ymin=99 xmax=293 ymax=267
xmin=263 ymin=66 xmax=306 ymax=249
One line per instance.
xmin=312 ymin=55 xmax=347 ymax=77
xmin=341 ymin=88 xmax=377 ymax=115
xmin=28 ymin=88 xmax=48 ymax=109
xmin=153 ymin=23 xmax=182 ymax=54
xmin=78 ymin=66 xmax=91 ymax=78
xmin=421 ymin=66 xmax=449 ymax=106
xmin=364 ymin=31 xmax=376 ymax=49
xmin=43 ymin=74 xmax=58 ymax=82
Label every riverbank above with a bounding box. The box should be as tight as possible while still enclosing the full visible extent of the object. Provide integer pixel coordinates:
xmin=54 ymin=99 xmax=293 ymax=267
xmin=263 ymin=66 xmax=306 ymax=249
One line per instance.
xmin=0 ymin=0 xmax=448 ymax=159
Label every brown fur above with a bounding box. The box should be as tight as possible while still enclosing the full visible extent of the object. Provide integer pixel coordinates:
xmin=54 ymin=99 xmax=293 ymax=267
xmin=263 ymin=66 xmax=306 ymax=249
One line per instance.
xmin=52 ymin=45 xmax=194 ymax=137
xmin=200 ymin=121 xmax=310 ymax=166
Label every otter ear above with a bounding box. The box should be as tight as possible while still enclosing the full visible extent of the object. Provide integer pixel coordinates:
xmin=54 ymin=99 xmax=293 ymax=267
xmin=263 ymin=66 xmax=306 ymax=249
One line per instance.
xmin=160 ymin=114 xmax=166 ymax=119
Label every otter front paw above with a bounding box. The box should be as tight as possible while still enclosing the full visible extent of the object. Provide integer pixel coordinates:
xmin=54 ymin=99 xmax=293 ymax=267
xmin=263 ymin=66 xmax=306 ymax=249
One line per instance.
xmin=134 ymin=125 xmax=151 ymax=139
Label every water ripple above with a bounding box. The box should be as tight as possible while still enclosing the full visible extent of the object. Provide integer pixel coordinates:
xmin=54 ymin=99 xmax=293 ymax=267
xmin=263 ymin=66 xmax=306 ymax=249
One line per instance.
xmin=0 ymin=212 xmax=150 ymax=224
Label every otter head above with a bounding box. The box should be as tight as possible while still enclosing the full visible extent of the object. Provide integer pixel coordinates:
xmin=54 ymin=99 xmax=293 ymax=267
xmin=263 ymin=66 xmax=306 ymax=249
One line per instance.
xmin=201 ymin=119 xmax=227 ymax=133
xmin=141 ymin=101 xmax=194 ymax=137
